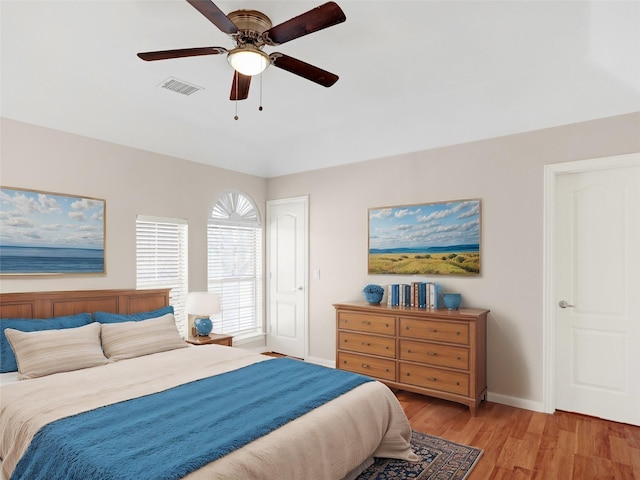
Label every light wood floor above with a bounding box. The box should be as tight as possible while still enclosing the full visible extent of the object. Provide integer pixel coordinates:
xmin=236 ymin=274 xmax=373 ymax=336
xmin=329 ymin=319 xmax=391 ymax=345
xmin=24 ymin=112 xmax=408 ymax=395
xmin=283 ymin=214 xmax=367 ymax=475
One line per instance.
xmin=395 ymin=390 xmax=640 ymax=479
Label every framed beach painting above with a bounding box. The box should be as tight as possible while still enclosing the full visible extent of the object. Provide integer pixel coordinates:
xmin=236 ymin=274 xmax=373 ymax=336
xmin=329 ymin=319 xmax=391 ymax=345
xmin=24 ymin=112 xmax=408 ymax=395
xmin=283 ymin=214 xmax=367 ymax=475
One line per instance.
xmin=368 ymin=199 xmax=481 ymax=275
xmin=0 ymin=187 xmax=105 ymax=275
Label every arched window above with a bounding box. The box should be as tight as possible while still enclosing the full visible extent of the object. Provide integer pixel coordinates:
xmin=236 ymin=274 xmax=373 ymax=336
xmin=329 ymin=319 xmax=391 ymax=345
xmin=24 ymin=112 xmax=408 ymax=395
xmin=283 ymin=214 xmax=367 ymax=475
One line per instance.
xmin=207 ymin=190 xmax=262 ymax=337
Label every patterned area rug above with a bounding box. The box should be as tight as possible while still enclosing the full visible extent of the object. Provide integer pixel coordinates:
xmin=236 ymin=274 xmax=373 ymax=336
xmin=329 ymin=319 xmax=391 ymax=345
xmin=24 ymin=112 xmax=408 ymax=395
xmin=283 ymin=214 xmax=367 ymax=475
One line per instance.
xmin=356 ymin=430 xmax=483 ymax=480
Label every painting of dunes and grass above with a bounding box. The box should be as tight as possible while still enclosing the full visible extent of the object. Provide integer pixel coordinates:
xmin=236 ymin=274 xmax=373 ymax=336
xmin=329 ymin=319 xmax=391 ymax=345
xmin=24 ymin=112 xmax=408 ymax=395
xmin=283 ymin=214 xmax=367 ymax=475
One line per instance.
xmin=368 ymin=199 xmax=481 ymax=275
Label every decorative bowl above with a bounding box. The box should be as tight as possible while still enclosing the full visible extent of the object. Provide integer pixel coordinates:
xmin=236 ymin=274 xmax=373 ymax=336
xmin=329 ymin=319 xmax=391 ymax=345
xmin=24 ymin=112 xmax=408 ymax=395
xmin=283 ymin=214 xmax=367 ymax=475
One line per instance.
xmin=362 ymin=284 xmax=385 ymax=305
xmin=443 ymin=293 xmax=462 ymax=310
xmin=194 ymin=317 xmax=213 ymax=336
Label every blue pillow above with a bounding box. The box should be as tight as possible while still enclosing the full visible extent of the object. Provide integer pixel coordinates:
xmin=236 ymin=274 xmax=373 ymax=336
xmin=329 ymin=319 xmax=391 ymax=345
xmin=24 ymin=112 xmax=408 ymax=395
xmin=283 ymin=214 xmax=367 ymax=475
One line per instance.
xmin=0 ymin=313 xmax=92 ymax=373
xmin=93 ymin=306 xmax=174 ymax=324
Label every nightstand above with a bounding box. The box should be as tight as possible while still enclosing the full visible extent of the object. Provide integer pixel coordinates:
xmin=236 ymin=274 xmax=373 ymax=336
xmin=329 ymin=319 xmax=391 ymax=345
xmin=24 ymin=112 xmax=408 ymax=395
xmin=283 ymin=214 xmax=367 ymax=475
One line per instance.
xmin=186 ymin=333 xmax=233 ymax=347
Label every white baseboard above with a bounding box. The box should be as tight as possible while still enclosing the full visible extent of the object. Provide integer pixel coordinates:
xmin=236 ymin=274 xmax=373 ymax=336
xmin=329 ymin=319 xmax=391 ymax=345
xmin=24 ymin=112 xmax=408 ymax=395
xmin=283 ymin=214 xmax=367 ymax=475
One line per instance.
xmin=235 ymin=345 xmax=269 ymax=354
xmin=486 ymin=391 xmax=546 ymax=413
xmin=245 ymin=350 xmax=546 ymax=414
xmin=297 ymin=357 xmax=547 ymax=414
xmin=239 ymin=348 xmax=547 ymax=413
xmin=305 ymin=356 xmax=336 ymax=368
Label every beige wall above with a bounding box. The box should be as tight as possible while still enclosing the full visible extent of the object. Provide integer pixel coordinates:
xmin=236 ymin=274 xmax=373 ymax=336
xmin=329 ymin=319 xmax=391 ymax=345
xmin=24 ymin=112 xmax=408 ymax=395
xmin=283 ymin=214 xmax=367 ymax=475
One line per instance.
xmin=2 ymin=113 xmax=639 ymax=409
xmin=267 ymin=112 xmax=640 ymax=408
xmin=0 ymin=118 xmax=267 ymax=294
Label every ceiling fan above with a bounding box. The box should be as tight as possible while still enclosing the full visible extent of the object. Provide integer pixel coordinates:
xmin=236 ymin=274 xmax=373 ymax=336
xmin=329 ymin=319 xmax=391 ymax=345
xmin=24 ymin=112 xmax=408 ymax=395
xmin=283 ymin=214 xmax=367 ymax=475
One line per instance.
xmin=137 ymin=0 xmax=346 ymax=102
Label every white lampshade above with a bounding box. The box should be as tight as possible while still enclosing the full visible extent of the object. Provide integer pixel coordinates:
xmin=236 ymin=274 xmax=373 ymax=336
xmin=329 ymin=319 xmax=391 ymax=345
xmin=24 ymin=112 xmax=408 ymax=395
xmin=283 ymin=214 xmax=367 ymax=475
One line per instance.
xmin=186 ymin=292 xmax=221 ymax=317
xmin=227 ymin=47 xmax=270 ymax=76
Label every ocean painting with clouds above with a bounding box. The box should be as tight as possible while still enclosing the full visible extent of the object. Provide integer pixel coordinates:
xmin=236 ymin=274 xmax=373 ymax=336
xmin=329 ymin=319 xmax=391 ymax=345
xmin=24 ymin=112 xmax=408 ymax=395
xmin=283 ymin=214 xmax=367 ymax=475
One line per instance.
xmin=368 ymin=199 xmax=481 ymax=275
xmin=0 ymin=187 xmax=105 ymax=274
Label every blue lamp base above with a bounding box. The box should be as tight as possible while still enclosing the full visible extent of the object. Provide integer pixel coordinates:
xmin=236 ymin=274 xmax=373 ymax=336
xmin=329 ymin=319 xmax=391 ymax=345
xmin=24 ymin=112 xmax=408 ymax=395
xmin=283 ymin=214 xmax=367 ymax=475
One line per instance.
xmin=194 ymin=317 xmax=213 ymax=336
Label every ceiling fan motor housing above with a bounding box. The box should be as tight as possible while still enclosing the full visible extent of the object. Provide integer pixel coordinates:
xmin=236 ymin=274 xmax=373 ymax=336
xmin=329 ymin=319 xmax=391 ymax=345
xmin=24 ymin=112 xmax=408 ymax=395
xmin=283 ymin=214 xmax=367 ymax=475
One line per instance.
xmin=227 ymin=10 xmax=272 ymax=47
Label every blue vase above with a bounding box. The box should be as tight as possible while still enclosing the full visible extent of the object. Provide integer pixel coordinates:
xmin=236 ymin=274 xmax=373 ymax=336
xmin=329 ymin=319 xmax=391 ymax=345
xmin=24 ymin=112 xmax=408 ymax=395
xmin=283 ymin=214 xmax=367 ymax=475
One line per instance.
xmin=363 ymin=284 xmax=384 ymax=305
xmin=364 ymin=292 xmax=384 ymax=305
xmin=194 ymin=317 xmax=213 ymax=336
xmin=443 ymin=293 xmax=462 ymax=310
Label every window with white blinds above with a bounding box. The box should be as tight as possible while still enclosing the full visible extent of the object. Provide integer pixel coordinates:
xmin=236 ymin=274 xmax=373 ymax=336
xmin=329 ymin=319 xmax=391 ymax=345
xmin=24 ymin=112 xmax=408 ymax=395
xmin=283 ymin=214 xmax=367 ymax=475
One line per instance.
xmin=207 ymin=191 xmax=262 ymax=336
xmin=136 ymin=215 xmax=188 ymax=336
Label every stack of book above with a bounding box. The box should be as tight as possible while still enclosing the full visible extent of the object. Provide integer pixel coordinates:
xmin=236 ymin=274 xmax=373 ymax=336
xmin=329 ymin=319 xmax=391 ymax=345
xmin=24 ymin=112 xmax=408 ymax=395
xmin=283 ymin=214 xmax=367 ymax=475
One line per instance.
xmin=387 ymin=282 xmax=441 ymax=309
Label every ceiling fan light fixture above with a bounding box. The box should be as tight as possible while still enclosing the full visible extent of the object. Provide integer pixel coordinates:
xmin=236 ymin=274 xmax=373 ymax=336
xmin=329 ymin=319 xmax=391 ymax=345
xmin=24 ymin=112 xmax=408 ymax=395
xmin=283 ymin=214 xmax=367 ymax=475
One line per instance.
xmin=227 ymin=47 xmax=270 ymax=76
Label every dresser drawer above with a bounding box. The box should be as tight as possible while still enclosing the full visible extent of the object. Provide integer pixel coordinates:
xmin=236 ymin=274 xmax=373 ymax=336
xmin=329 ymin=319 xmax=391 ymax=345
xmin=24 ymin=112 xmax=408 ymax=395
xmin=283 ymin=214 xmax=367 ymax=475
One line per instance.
xmin=338 ymin=312 xmax=396 ymax=335
xmin=338 ymin=352 xmax=396 ymax=381
xmin=399 ymin=362 xmax=469 ymax=396
xmin=400 ymin=318 xmax=469 ymax=345
xmin=399 ymin=340 xmax=469 ymax=370
xmin=339 ymin=331 xmax=396 ymax=358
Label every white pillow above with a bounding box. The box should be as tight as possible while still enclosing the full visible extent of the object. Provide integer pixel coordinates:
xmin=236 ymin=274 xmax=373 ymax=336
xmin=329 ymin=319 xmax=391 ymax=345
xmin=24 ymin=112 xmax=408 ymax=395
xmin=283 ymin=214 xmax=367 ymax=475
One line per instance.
xmin=100 ymin=313 xmax=187 ymax=361
xmin=5 ymin=322 xmax=108 ymax=380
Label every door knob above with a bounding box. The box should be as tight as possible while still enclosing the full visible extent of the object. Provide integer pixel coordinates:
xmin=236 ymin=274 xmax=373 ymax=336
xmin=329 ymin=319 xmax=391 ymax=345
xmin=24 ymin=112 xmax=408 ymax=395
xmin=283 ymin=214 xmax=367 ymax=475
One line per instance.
xmin=558 ymin=300 xmax=575 ymax=308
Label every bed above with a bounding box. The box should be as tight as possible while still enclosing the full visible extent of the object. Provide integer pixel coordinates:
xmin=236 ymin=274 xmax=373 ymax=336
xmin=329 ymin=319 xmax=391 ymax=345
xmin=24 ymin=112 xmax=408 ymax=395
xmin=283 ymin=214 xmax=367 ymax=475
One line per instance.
xmin=0 ymin=289 xmax=417 ymax=480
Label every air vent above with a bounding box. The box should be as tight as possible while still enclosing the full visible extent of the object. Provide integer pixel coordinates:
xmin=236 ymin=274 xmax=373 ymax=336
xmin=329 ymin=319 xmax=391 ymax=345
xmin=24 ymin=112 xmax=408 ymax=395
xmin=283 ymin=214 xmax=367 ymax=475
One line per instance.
xmin=159 ymin=77 xmax=203 ymax=96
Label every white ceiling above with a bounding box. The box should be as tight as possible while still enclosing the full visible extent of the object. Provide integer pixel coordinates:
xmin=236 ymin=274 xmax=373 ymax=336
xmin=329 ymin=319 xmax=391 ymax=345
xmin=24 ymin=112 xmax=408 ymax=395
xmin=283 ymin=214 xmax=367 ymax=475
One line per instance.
xmin=2 ymin=1 xmax=639 ymax=178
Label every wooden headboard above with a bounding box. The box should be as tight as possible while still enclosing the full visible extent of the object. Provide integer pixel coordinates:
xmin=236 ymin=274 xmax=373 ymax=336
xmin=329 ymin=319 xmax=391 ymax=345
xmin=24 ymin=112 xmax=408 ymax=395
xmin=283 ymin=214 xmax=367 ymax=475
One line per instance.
xmin=0 ymin=289 xmax=171 ymax=319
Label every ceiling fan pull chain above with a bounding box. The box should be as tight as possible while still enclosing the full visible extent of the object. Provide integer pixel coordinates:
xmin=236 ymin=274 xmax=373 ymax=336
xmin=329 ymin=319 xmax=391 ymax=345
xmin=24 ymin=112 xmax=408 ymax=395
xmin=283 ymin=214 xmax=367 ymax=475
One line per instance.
xmin=259 ymin=72 xmax=263 ymax=112
xmin=234 ymin=71 xmax=239 ymax=121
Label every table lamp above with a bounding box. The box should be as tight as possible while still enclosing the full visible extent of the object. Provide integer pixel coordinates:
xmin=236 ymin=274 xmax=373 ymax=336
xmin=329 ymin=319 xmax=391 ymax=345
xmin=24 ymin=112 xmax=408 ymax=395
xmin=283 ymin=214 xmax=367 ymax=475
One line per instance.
xmin=186 ymin=292 xmax=221 ymax=337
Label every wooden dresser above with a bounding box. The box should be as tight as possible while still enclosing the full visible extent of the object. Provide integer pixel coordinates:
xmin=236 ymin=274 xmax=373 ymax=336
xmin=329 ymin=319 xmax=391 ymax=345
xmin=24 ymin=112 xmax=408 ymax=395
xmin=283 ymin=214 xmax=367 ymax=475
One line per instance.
xmin=334 ymin=302 xmax=488 ymax=415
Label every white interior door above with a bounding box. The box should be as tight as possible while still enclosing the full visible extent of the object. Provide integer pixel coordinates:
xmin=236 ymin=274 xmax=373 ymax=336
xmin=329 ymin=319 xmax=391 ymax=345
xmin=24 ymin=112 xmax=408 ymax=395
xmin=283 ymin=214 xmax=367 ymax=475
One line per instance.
xmin=266 ymin=197 xmax=308 ymax=358
xmin=554 ymin=154 xmax=640 ymax=425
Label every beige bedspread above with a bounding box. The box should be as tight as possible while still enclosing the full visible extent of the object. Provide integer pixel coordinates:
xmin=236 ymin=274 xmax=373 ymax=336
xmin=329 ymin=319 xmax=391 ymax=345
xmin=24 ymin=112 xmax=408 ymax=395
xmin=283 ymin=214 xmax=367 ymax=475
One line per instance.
xmin=1 ymin=346 xmax=417 ymax=480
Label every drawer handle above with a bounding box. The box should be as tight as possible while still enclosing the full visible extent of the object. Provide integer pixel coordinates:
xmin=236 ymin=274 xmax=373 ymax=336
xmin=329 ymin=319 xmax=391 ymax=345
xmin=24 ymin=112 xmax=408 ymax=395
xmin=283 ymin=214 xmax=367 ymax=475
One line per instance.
xmin=361 ymin=363 xmax=370 ymax=368
xmin=427 ymin=328 xmax=438 ymax=333
xmin=405 ymin=326 xmax=410 ymax=330
xmin=457 ymin=356 xmax=461 ymax=360
xmin=407 ymin=349 xmax=412 ymax=353
xmin=427 ymin=376 xmax=438 ymax=382
xmin=362 ymin=321 xmax=371 ymax=325
xmin=456 ymin=381 xmax=460 ymax=385
xmin=362 ymin=342 xmax=371 ymax=346
xmin=427 ymin=351 xmax=437 ymax=356
xmin=457 ymin=331 xmax=461 ymax=336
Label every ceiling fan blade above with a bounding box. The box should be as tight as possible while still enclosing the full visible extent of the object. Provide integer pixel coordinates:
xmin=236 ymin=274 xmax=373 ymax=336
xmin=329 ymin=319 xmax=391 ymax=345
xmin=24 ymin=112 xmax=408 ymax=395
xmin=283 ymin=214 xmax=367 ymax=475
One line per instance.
xmin=270 ymin=53 xmax=338 ymax=87
xmin=230 ymin=72 xmax=251 ymax=100
xmin=185 ymin=0 xmax=238 ymax=34
xmin=137 ymin=46 xmax=226 ymax=61
xmin=263 ymin=2 xmax=346 ymax=46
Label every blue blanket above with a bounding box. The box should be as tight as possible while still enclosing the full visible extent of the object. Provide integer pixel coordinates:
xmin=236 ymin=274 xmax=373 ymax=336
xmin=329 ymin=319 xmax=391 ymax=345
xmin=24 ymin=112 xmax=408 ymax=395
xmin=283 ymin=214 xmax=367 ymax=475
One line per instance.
xmin=11 ymin=358 xmax=373 ymax=480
